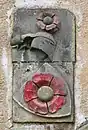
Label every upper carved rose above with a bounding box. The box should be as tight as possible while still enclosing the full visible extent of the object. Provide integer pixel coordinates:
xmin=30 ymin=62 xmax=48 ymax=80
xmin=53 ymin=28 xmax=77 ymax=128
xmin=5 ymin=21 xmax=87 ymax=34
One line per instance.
xmin=36 ymin=12 xmax=61 ymax=32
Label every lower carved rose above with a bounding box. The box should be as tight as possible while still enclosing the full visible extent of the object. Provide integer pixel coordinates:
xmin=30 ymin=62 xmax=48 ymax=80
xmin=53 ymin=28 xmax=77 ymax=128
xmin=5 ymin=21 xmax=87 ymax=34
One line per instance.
xmin=23 ymin=73 xmax=67 ymax=115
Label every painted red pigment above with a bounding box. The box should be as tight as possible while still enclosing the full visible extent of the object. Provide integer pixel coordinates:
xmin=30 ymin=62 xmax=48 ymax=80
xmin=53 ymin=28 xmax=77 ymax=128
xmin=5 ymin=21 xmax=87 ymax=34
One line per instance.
xmin=24 ymin=73 xmax=66 ymax=115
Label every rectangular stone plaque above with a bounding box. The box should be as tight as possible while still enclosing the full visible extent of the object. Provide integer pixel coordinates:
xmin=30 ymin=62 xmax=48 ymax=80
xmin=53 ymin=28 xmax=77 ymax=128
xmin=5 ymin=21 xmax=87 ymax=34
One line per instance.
xmin=13 ymin=62 xmax=74 ymax=122
xmin=11 ymin=8 xmax=76 ymax=62
xmin=11 ymin=8 xmax=76 ymax=123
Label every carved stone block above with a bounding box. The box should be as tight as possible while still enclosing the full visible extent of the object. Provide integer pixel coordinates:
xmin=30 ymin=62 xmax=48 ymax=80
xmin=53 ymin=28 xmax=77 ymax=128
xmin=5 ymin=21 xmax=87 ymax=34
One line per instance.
xmin=11 ymin=8 xmax=76 ymax=123
xmin=13 ymin=62 xmax=74 ymax=122
xmin=11 ymin=9 xmax=76 ymax=62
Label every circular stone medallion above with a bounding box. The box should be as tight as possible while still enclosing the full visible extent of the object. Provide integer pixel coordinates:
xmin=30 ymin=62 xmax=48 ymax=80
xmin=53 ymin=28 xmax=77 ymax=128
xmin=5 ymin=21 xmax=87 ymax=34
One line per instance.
xmin=37 ymin=86 xmax=54 ymax=102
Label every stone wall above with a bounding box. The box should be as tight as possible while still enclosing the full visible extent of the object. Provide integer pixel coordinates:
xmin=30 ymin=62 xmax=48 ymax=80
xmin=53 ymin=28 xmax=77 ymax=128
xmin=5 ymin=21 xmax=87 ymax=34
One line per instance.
xmin=0 ymin=0 xmax=13 ymax=129
xmin=0 ymin=0 xmax=88 ymax=130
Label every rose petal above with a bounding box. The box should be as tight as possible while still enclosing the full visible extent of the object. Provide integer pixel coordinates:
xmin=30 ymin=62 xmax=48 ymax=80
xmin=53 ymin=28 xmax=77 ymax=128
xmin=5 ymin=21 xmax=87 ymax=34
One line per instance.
xmin=28 ymin=98 xmax=48 ymax=115
xmin=46 ymin=24 xmax=56 ymax=31
xmin=53 ymin=15 xmax=59 ymax=25
xmin=51 ymin=13 xmax=55 ymax=17
xmin=48 ymin=96 xmax=66 ymax=113
xmin=37 ymin=13 xmax=43 ymax=20
xmin=50 ymin=77 xmax=67 ymax=96
xmin=37 ymin=21 xmax=46 ymax=30
xmin=24 ymin=81 xmax=38 ymax=102
xmin=32 ymin=73 xmax=53 ymax=87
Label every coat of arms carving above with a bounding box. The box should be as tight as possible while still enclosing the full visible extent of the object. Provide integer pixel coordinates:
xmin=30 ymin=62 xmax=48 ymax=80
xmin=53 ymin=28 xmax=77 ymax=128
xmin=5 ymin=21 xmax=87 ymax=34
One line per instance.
xmin=11 ymin=8 xmax=76 ymax=122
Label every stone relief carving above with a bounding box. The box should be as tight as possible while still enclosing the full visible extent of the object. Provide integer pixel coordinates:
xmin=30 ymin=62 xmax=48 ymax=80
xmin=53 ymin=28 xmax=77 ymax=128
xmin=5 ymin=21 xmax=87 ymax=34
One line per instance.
xmin=11 ymin=32 xmax=56 ymax=61
xmin=36 ymin=12 xmax=61 ymax=32
xmin=11 ymin=9 xmax=76 ymax=122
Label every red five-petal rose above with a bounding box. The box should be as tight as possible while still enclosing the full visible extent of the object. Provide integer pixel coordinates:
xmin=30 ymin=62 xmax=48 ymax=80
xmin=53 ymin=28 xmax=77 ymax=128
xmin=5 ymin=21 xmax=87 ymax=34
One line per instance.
xmin=32 ymin=73 xmax=53 ymax=87
xmin=50 ymin=77 xmax=67 ymax=96
xmin=24 ymin=73 xmax=67 ymax=115
xmin=24 ymin=81 xmax=38 ymax=102
xmin=28 ymin=98 xmax=48 ymax=115
xmin=48 ymin=96 xmax=65 ymax=113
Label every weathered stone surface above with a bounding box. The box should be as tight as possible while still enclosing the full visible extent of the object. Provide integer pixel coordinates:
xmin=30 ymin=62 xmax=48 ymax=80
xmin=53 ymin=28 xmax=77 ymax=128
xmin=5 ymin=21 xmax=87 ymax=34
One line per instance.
xmin=12 ymin=124 xmax=74 ymax=130
xmin=11 ymin=8 xmax=75 ymax=122
xmin=0 ymin=123 xmax=6 ymax=130
xmin=11 ymin=37 xmax=54 ymax=62
xmin=0 ymin=0 xmax=12 ymax=130
xmin=0 ymin=0 xmax=88 ymax=129
xmin=11 ymin=8 xmax=76 ymax=62
xmin=78 ymin=122 xmax=88 ymax=130
xmin=13 ymin=62 xmax=73 ymax=122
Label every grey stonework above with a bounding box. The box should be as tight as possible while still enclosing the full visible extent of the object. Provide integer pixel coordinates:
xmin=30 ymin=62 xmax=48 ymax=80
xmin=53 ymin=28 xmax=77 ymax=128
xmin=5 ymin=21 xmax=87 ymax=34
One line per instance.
xmin=13 ymin=62 xmax=74 ymax=122
xmin=12 ymin=124 xmax=74 ymax=130
xmin=11 ymin=8 xmax=75 ymax=124
xmin=1 ymin=0 xmax=88 ymax=129
xmin=76 ymin=120 xmax=88 ymax=130
xmin=11 ymin=8 xmax=76 ymax=62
